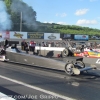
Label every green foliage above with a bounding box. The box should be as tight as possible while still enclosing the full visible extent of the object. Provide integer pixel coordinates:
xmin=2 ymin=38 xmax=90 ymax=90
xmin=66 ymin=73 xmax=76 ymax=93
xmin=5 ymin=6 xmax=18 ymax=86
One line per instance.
xmin=35 ymin=23 xmax=100 ymax=35
xmin=4 ymin=0 xmax=12 ymax=13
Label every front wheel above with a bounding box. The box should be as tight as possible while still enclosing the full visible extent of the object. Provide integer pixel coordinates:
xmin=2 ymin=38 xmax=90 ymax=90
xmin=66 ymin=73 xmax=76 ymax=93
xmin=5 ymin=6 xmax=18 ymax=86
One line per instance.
xmin=65 ymin=63 xmax=74 ymax=75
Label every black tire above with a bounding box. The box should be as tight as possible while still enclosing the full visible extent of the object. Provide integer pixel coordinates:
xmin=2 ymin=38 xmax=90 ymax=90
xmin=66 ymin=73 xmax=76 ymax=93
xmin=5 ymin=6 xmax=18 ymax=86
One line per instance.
xmin=62 ymin=49 xmax=69 ymax=57
xmin=65 ymin=63 xmax=74 ymax=75
xmin=75 ymin=61 xmax=85 ymax=68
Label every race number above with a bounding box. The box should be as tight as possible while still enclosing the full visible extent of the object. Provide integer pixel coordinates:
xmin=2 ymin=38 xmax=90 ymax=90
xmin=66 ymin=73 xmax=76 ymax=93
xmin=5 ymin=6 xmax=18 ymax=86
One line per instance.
xmin=96 ymin=59 xmax=100 ymax=64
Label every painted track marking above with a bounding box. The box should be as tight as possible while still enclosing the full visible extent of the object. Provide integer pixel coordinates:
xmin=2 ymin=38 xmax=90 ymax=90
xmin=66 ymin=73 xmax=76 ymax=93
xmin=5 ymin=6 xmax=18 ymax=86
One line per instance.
xmin=0 ymin=75 xmax=75 ymax=100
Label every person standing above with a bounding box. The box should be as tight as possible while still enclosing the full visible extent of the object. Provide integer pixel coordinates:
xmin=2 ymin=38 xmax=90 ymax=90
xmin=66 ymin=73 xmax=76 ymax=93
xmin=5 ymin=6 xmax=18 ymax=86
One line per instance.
xmin=21 ymin=40 xmax=25 ymax=50
xmin=24 ymin=42 xmax=29 ymax=53
xmin=29 ymin=41 xmax=36 ymax=54
xmin=4 ymin=39 xmax=9 ymax=49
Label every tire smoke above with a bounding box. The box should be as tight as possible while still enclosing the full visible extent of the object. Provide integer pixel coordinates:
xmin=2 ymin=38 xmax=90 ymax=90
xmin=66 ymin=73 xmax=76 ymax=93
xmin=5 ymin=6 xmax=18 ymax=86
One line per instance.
xmin=0 ymin=1 xmax=12 ymax=31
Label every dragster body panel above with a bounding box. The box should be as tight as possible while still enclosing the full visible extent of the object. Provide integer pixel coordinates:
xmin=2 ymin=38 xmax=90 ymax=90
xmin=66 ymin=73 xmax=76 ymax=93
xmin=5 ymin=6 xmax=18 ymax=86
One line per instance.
xmin=5 ymin=49 xmax=66 ymax=71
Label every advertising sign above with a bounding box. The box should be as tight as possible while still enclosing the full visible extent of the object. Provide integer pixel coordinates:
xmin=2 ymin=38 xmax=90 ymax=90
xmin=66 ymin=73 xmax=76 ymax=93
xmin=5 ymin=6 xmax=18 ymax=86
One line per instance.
xmin=74 ymin=35 xmax=89 ymax=41
xmin=27 ymin=32 xmax=44 ymax=39
xmin=0 ymin=31 xmax=10 ymax=41
xmin=61 ymin=34 xmax=74 ymax=39
xmin=44 ymin=33 xmax=60 ymax=40
xmin=63 ymin=34 xmax=71 ymax=39
xmin=10 ymin=31 xmax=27 ymax=39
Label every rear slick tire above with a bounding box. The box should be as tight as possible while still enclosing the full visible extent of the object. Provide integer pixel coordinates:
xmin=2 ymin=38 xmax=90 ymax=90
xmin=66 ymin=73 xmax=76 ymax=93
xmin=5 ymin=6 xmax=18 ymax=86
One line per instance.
xmin=62 ymin=49 xmax=69 ymax=57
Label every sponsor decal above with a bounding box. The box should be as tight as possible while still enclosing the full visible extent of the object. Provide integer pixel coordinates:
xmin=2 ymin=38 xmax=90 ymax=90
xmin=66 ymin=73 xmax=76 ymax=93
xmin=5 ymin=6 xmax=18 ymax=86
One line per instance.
xmin=82 ymin=35 xmax=86 ymax=38
xmin=14 ymin=32 xmax=23 ymax=38
xmin=48 ymin=33 xmax=56 ymax=39
xmin=89 ymin=52 xmax=98 ymax=56
xmin=74 ymin=53 xmax=84 ymax=57
xmin=96 ymin=59 xmax=100 ymax=64
xmin=24 ymin=59 xmax=27 ymax=62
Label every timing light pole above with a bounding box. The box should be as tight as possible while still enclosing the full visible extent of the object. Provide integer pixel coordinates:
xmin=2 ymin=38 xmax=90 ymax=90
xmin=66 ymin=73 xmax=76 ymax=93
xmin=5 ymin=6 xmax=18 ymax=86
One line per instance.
xmin=20 ymin=12 xmax=22 ymax=32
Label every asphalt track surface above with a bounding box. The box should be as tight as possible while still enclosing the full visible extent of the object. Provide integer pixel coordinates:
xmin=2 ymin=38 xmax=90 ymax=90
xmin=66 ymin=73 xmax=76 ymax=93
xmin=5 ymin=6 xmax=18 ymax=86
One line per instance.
xmin=0 ymin=61 xmax=100 ymax=100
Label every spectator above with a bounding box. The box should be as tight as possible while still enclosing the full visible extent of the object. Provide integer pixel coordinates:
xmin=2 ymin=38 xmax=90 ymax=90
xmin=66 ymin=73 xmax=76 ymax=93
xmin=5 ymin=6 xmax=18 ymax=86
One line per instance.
xmin=21 ymin=40 xmax=25 ymax=50
xmin=29 ymin=41 xmax=36 ymax=54
xmin=24 ymin=42 xmax=29 ymax=53
xmin=4 ymin=39 xmax=9 ymax=47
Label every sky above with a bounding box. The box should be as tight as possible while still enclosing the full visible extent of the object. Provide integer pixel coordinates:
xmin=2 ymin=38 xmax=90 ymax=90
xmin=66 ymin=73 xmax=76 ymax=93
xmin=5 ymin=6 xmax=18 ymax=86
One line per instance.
xmin=23 ymin=0 xmax=100 ymax=30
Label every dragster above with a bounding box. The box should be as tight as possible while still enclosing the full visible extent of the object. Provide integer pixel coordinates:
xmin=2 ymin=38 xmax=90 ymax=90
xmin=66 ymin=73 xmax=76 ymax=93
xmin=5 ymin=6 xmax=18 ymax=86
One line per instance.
xmin=0 ymin=41 xmax=97 ymax=76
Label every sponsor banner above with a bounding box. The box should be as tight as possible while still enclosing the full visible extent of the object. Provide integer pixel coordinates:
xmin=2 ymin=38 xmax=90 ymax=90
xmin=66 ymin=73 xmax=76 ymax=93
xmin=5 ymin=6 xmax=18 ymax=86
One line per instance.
xmin=74 ymin=35 xmax=88 ymax=41
xmin=44 ymin=33 xmax=60 ymax=40
xmin=10 ymin=31 xmax=27 ymax=39
xmin=61 ymin=34 xmax=74 ymax=39
xmin=0 ymin=31 xmax=10 ymax=41
xmin=63 ymin=34 xmax=71 ymax=39
xmin=27 ymin=32 xmax=44 ymax=39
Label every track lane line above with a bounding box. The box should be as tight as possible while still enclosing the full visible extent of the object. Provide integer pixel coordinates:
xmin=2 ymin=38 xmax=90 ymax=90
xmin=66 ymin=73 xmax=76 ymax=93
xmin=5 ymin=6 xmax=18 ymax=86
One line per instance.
xmin=0 ymin=75 xmax=76 ymax=100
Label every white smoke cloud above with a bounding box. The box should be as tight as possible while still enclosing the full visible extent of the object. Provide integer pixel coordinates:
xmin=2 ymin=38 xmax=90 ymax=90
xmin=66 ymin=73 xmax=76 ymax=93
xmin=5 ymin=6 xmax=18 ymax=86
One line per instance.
xmin=75 ymin=9 xmax=89 ymax=16
xmin=10 ymin=0 xmax=37 ymax=28
xmin=0 ymin=1 xmax=12 ymax=31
